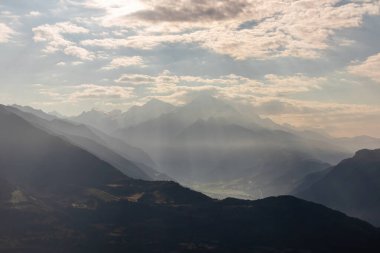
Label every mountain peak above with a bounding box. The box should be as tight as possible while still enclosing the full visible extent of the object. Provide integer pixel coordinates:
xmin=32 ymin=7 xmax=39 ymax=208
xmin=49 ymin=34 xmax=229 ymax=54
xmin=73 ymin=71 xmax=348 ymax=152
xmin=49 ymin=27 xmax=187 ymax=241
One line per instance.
xmin=188 ymin=95 xmax=223 ymax=106
xmin=125 ymin=99 xmax=175 ymax=115
xmin=81 ymin=108 xmax=104 ymax=115
xmin=77 ymin=108 xmax=113 ymax=118
xmin=354 ymin=149 xmax=380 ymax=161
xmin=146 ymin=98 xmax=168 ymax=105
xmin=142 ymin=98 xmax=175 ymax=109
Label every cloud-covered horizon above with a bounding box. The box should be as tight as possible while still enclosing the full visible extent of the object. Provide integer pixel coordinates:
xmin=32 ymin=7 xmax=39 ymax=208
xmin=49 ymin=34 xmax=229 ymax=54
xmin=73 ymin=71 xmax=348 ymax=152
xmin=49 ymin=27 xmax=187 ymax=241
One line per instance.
xmin=0 ymin=0 xmax=380 ymax=137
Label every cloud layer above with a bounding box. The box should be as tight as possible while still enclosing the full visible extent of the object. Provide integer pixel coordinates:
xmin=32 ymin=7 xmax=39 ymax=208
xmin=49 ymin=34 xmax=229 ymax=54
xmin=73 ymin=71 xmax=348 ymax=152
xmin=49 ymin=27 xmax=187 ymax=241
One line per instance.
xmin=348 ymin=52 xmax=380 ymax=83
xmin=0 ymin=23 xmax=15 ymax=43
xmin=0 ymin=0 xmax=380 ymax=137
xmin=76 ymin=0 xmax=380 ymax=59
xmin=28 ymin=0 xmax=380 ymax=60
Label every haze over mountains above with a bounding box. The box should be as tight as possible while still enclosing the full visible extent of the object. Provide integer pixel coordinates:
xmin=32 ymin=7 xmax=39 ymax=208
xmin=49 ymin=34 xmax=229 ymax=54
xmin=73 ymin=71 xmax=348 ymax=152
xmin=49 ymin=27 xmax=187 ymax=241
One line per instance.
xmin=0 ymin=104 xmax=380 ymax=253
xmin=64 ymin=96 xmax=360 ymax=199
xmin=2 ymin=0 xmax=380 ymax=251
xmin=9 ymin=105 xmax=167 ymax=181
xmin=69 ymin=99 xmax=176 ymax=134
xmin=6 ymin=96 xmax=380 ymax=227
xmin=0 ymin=105 xmax=126 ymax=192
xmin=16 ymin=96 xmax=380 ymax=201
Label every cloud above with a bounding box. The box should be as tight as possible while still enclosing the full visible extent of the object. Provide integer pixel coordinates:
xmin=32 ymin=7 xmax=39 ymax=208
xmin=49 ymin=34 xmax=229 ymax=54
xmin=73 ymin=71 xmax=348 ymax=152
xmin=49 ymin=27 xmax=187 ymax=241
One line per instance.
xmin=33 ymin=1 xmax=380 ymax=60
xmin=262 ymin=74 xmax=325 ymax=95
xmin=348 ymin=52 xmax=380 ymax=83
xmin=115 ymin=74 xmax=157 ymax=84
xmin=38 ymin=89 xmax=63 ymax=101
xmin=257 ymin=97 xmax=380 ymax=137
xmin=64 ymin=45 xmax=95 ymax=61
xmin=81 ymin=34 xmax=190 ymax=50
xmin=76 ymin=0 xmax=380 ymax=59
xmin=28 ymin=11 xmax=42 ymax=17
xmin=32 ymin=22 xmax=93 ymax=60
xmin=36 ymin=83 xmax=135 ymax=102
xmin=32 ymin=83 xmax=137 ymax=114
xmin=114 ymin=71 xmax=326 ymax=101
xmin=0 ymin=23 xmax=15 ymax=43
xmin=129 ymin=0 xmax=249 ymax=22
xmin=68 ymin=84 xmax=135 ymax=101
xmin=77 ymin=0 xmax=145 ymax=15
xmin=103 ymin=56 xmax=146 ymax=70
xmin=114 ymin=71 xmax=243 ymax=90
xmin=251 ymin=98 xmax=352 ymax=116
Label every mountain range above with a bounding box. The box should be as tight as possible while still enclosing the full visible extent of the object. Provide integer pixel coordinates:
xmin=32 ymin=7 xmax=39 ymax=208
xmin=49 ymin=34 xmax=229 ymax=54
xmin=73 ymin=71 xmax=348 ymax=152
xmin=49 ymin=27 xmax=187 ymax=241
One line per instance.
xmin=69 ymin=99 xmax=176 ymax=134
xmin=26 ymin=96 xmax=379 ymax=201
xmin=8 ymin=97 xmax=380 ymax=226
xmin=109 ymin=96 xmax=350 ymax=198
xmin=0 ymin=105 xmax=379 ymax=252
xmin=9 ymin=105 xmax=167 ymax=181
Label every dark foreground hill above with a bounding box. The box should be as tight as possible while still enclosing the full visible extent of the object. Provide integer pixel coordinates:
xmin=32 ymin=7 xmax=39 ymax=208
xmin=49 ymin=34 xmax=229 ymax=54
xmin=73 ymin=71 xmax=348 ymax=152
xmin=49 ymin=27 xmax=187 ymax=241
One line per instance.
xmin=1 ymin=186 xmax=379 ymax=253
xmin=297 ymin=149 xmax=380 ymax=226
xmin=0 ymin=106 xmax=379 ymax=253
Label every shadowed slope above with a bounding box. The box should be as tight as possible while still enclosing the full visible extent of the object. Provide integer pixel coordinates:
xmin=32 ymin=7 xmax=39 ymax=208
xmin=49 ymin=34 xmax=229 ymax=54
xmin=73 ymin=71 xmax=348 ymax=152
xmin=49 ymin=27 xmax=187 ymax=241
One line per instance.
xmin=0 ymin=106 xmax=126 ymax=192
xmin=7 ymin=106 xmax=166 ymax=180
xmin=298 ymin=149 xmax=380 ymax=226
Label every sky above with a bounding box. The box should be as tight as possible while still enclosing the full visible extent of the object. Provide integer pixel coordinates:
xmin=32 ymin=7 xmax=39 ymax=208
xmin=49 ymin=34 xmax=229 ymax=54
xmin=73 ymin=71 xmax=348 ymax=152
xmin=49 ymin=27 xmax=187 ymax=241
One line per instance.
xmin=0 ymin=0 xmax=380 ymax=137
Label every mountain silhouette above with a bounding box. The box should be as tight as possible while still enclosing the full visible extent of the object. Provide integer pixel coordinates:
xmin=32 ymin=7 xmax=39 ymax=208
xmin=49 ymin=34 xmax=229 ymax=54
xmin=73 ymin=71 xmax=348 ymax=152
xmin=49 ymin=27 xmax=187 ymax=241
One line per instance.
xmin=0 ymin=105 xmax=379 ymax=252
xmin=297 ymin=149 xmax=380 ymax=226
xmin=8 ymin=105 xmax=166 ymax=180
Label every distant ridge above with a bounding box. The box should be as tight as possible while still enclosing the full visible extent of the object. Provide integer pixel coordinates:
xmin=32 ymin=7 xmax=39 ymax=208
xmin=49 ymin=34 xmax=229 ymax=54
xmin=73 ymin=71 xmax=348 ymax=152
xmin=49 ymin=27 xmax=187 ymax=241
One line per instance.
xmin=7 ymin=105 xmax=166 ymax=180
xmin=69 ymin=98 xmax=176 ymax=132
